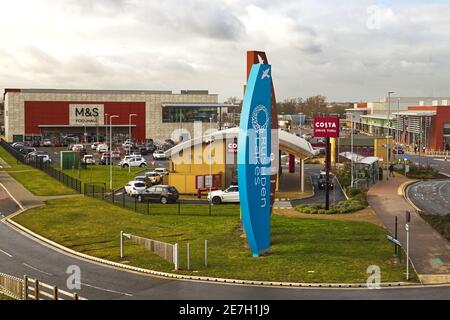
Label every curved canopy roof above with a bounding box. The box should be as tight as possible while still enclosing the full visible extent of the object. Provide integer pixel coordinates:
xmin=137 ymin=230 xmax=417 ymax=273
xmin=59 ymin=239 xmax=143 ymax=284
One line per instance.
xmin=165 ymin=127 xmax=315 ymax=159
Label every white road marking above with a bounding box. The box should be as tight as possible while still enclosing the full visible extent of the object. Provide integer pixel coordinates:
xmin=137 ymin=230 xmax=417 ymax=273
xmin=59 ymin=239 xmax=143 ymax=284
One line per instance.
xmin=0 ymin=182 xmax=24 ymax=210
xmin=22 ymin=263 xmax=53 ymax=276
xmin=81 ymin=282 xmax=133 ymax=297
xmin=0 ymin=248 xmax=12 ymax=258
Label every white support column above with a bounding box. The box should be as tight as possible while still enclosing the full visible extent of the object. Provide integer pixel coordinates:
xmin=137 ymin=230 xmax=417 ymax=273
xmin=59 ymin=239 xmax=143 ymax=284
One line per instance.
xmin=300 ymin=159 xmax=305 ymax=193
xmin=173 ymin=243 xmax=179 ymax=271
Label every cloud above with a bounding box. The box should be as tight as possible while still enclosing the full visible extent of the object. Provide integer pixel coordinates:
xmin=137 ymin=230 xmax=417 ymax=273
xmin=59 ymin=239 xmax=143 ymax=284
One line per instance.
xmin=0 ymin=0 xmax=450 ymax=101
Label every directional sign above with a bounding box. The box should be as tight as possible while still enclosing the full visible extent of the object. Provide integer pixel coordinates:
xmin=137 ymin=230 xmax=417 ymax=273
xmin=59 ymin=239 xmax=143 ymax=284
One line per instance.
xmin=403 ymin=153 xmax=410 ymax=160
xmin=387 ymin=235 xmax=401 ymax=246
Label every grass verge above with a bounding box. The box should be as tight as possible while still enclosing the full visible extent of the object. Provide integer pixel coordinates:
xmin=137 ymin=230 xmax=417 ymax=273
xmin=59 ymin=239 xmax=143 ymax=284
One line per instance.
xmin=13 ymin=196 xmax=410 ymax=283
xmin=59 ymin=165 xmax=144 ymax=191
xmin=0 ymin=147 xmax=76 ymax=196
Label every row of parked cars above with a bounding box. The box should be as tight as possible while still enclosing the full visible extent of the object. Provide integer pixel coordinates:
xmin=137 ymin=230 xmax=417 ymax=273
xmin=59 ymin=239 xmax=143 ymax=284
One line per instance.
xmin=11 ymin=143 xmax=52 ymax=163
xmin=124 ymin=168 xmax=174 ymax=203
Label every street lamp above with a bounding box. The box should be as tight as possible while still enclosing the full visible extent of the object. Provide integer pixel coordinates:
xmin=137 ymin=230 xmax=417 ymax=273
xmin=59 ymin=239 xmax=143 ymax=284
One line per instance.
xmin=128 ymin=114 xmax=137 ymax=173
xmin=109 ymin=115 xmax=119 ymax=190
xmin=387 ymin=91 xmax=395 ymax=180
xmin=104 ymin=113 xmax=109 ymax=145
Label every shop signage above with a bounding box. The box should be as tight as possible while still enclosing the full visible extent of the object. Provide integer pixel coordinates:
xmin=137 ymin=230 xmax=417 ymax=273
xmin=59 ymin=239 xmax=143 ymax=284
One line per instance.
xmin=237 ymin=63 xmax=272 ymax=257
xmin=313 ymin=117 xmax=340 ymax=138
xmin=69 ymin=104 xmax=104 ymax=125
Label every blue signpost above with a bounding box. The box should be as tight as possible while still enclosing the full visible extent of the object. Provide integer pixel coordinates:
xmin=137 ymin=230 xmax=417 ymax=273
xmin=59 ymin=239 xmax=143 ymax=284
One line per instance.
xmin=238 ymin=63 xmax=272 ymax=257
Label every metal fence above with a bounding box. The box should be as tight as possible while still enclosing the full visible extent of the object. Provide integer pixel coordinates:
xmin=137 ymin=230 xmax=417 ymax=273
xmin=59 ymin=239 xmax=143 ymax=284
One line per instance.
xmin=83 ymin=183 xmax=239 ymax=216
xmin=0 ymin=139 xmax=82 ymax=193
xmin=0 ymin=272 xmax=23 ymax=300
xmin=0 ymin=272 xmax=85 ymax=300
xmin=121 ymin=232 xmax=178 ymax=270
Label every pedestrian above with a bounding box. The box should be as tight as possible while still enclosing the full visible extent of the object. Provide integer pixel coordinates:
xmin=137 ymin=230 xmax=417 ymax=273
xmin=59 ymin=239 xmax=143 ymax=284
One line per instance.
xmin=388 ymin=163 xmax=394 ymax=177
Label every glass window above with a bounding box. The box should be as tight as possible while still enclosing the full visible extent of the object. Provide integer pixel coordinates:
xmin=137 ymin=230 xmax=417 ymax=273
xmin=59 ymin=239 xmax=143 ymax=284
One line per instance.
xmin=162 ymin=106 xmax=218 ymax=123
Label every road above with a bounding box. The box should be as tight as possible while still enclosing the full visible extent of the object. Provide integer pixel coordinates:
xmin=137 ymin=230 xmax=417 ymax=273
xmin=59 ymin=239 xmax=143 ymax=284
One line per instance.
xmin=1 ymin=169 xmax=449 ymax=299
xmin=408 ymin=155 xmax=450 ymax=176
xmin=407 ymin=180 xmax=450 ymax=215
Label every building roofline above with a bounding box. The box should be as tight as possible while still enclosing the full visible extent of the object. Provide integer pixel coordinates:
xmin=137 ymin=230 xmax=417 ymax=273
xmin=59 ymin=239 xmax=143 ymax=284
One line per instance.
xmin=3 ymin=88 xmax=218 ymax=96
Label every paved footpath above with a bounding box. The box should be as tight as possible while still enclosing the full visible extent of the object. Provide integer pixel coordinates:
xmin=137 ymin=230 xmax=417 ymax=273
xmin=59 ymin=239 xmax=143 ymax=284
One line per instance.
xmin=367 ymin=174 xmax=450 ymax=284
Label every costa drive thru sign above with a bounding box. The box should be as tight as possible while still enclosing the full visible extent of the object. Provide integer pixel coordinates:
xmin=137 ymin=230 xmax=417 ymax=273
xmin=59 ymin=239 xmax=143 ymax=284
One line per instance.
xmin=313 ymin=117 xmax=340 ymax=138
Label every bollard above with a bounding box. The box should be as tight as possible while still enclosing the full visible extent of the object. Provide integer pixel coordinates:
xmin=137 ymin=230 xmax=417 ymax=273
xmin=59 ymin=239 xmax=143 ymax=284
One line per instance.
xmin=120 ymin=231 xmax=124 ymax=258
xmin=187 ymin=242 xmax=190 ymax=271
xmin=53 ymin=286 xmax=59 ymax=300
xmin=173 ymin=243 xmax=179 ymax=271
xmin=205 ymin=240 xmax=208 ymax=267
xmin=23 ymin=276 xmax=28 ymax=300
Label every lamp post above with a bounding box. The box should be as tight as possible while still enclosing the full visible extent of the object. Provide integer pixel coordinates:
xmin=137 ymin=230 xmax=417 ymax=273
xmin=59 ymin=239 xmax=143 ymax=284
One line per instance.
xmin=109 ymin=115 xmax=119 ymax=190
xmin=345 ymin=113 xmax=355 ymax=188
xmin=387 ymin=91 xmax=395 ymax=180
xmin=298 ymin=113 xmax=302 ymax=136
xmin=128 ymin=114 xmax=137 ymax=173
xmin=104 ymin=113 xmax=109 ymax=145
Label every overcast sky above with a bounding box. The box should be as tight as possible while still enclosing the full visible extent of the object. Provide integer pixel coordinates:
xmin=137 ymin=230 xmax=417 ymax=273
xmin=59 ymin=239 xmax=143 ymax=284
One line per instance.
xmin=1 ymin=0 xmax=450 ymax=102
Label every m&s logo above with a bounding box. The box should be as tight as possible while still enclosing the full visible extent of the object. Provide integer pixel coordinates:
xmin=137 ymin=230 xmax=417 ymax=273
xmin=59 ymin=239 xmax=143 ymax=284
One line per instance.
xmin=75 ymin=107 xmax=99 ymax=117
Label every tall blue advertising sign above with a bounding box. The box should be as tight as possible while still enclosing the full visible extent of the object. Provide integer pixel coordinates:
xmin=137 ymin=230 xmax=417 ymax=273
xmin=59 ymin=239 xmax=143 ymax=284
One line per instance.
xmin=238 ymin=64 xmax=272 ymax=257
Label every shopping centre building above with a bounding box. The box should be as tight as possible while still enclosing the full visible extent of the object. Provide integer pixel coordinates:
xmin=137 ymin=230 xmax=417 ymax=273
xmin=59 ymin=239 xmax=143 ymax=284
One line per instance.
xmin=2 ymin=88 xmax=237 ymax=144
xmin=345 ymin=97 xmax=450 ymax=151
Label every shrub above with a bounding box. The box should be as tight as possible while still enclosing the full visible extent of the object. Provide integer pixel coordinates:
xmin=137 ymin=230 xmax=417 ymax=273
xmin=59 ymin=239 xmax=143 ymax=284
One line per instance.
xmin=318 ymin=209 xmax=326 ymax=214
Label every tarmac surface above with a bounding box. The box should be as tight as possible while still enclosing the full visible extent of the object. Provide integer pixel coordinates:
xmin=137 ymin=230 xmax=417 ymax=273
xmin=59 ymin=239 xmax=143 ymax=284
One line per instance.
xmin=0 ymin=170 xmax=449 ymax=299
xmin=407 ymin=180 xmax=450 ymax=215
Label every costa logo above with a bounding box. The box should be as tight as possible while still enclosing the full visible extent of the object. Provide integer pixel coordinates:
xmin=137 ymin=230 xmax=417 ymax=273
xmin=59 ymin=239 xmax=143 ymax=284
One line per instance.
xmin=315 ymin=121 xmax=337 ymax=128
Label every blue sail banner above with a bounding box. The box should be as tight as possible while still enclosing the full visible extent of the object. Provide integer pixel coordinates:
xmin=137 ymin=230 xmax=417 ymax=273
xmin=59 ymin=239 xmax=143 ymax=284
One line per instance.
xmin=238 ymin=63 xmax=272 ymax=257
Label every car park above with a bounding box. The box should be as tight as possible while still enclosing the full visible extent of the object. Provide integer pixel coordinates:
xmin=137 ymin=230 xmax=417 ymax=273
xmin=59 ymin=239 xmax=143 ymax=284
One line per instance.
xmin=136 ymin=185 xmax=179 ymax=204
xmin=152 ymin=150 xmax=166 ymax=160
xmin=207 ymin=185 xmax=239 ymax=205
xmin=317 ymin=171 xmax=334 ymax=190
xmin=124 ymin=181 xmax=147 ymax=196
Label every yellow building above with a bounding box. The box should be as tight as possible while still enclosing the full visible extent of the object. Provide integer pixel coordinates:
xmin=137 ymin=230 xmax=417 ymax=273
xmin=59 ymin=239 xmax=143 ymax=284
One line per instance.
xmin=165 ymin=128 xmax=315 ymax=194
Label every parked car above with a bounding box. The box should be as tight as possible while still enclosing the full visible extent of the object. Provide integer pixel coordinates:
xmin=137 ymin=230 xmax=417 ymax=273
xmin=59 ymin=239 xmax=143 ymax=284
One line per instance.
xmin=153 ymin=167 xmax=169 ymax=175
xmin=111 ymin=150 xmax=121 ymax=159
xmin=207 ymin=185 xmax=239 ymax=205
xmin=91 ymin=142 xmax=100 ymax=150
xmin=136 ymin=185 xmax=179 ymax=204
xmin=144 ymin=171 xmax=162 ymax=185
xmin=81 ymin=154 xmax=96 ymax=165
xmin=152 ymin=150 xmax=166 ymax=160
xmin=19 ymin=147 xmax=36 ymax=155
xmin=35 ymin=154 xmax=52 ymax=164
xmin=121 ymin=156 xmax=147 ymax=168
xmin=11 ymin=142 xmax=24 ymax=149
xmin=124 ymin=181 xmax=147 ymax=197
xmin=393 ymin=147 xmax=405 ymax=154
xmin=133 ymin=176 xmax=147 ymax=183
xmin=99 ymin=153 xmax=112 ymax=165
xmin=97 ymin=144 xmax=109 ymax=153
xmin=317 ymin=171 xmax=334 ymax=190
xmin=42 ymin=139 xmax=52 ymax=147
xmin=302 ymin=133 xmax=313 ymax=140
xmin=70 ymin=144 xmax=85 ymax=152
